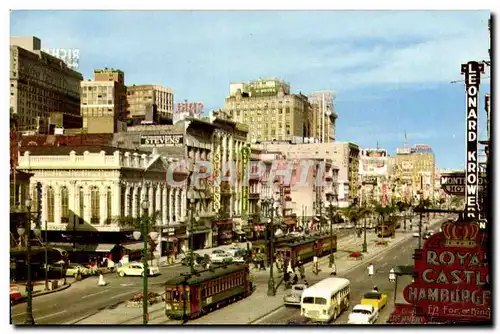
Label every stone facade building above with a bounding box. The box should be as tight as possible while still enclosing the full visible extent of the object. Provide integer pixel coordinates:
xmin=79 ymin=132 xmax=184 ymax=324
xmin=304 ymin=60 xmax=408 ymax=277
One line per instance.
xmin=126 ymin=84 xmax=174 ymax=123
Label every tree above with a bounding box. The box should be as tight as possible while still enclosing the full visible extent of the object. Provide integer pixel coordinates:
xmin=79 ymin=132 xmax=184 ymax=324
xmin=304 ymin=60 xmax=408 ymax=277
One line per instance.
xmin=114 ymin=211 xmax=162 ymax=263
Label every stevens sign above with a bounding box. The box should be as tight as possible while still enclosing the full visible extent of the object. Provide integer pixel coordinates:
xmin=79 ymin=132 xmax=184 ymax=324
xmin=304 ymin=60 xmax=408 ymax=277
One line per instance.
xmin=140 ymin=134 xmax=183 ymax=147
xmin=403 ymin=220 xmax=490 ymax=322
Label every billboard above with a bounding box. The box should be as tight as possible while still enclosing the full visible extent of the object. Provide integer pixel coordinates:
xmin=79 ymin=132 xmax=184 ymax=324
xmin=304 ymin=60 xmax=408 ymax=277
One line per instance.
xmin=411 ymin=144 xmax=433 ymax=154
xmin=140 ymin=134 xmax=183 ymax=147
xmin=403 ymin=219 xmax=490 ymax=322
xmin=173 ymin=101 xmax=203 ymax=124
xmin=440 ymin=172 xmax=487 ymax=197
xmin=41 ymin=48 xmax=80 ymax=70
xmin=360 ymin=149 xmax=387 ymax=176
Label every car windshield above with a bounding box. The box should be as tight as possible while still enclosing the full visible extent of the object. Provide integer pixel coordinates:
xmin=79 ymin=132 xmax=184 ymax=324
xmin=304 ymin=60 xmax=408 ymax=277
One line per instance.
xmin=294 ymin=286 xmax=304 ymax=291
xmin=364 ymin=292 xmax=381 ymax=299
xmin=353 ymin=309 xmax=371 ymax=315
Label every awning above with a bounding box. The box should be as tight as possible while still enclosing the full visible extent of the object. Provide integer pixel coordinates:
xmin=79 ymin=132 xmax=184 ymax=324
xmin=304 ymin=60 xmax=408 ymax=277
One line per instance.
xmin=159 ymin=236 xmax=177 ymax=242
xmin=283 ymin=219 xmax=296 ymax=225
xmin=121 ymin=242 xmax=144 ymax=251
xmin=48 ymin=243 xmax=117 ymax=253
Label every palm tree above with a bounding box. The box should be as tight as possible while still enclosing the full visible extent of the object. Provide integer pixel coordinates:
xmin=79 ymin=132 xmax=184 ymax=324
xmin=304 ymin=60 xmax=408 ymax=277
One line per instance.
xmin=342 ymin=204 xmax=363 ymax=237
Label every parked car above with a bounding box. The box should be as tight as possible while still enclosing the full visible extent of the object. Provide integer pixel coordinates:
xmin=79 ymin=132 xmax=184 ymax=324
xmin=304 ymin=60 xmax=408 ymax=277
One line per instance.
xmin=209 ymin=251 xmax=233 ymax=263
xmin=181 ymin=254 xmax=205 ymax=266
xmin=65 ymin=264 xmax=89 ymax=278
xmin=118 ymin=262 xmax=160 ymax=277
xmin=348 ymin=304 xmax=379 ymax=324
xmin=284 ymin=284 xmax=307 ymax=306
xmin=360 ymin=291 xmax=388 ymax=311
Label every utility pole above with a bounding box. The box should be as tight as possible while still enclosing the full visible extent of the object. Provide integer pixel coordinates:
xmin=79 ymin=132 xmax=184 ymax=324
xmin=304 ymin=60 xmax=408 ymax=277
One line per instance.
xmin=267 ymin=200 xmax=275 ymax=297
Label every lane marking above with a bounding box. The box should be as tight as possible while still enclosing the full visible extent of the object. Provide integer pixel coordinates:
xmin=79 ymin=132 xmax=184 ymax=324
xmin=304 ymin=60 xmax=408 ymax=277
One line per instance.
xmin=36 ymin=310 xmax=67 ymax=321
xmin=81 ymin=289 xmax=109 ymax=299
xmin=111 ymin=291 xmax=134 ymax=299
xmin=120 ymin=283 xmax=134 ymax=287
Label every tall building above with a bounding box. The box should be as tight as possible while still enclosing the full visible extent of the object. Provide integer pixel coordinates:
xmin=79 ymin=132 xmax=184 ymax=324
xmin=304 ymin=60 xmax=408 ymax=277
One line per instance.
xmin=331 ymin=142 xmax=360 ymax=206
xmin=308 ymin=91 xmax=337 ymax=143
xmin=223 ymin=78 xmax=310 ymax=143
xmin=126 ymin=84 xmax=174 ymax=123
xmin=80 ymin=68 xmax=127 ymax=133
xmin=10 ymin=36 xmax=83 ymax=131
xmin=393 ymin=144 xmax=435 ymax=202
xmin=359 ymin=148 xmax=389 ymax=204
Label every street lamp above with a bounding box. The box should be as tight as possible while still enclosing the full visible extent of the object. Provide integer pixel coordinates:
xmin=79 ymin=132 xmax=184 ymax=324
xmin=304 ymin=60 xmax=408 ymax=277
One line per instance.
xmin=135 ymin=199 xmax=150 ymax=325
xmin=266 ymin=214 xmax=275 ymax=297
xmin=23 ymin=198 xmax=35 ymax=325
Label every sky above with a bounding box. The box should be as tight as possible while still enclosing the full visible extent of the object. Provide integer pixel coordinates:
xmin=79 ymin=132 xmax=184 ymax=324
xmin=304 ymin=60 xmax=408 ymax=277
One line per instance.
xmin=9 ymin=10 xmax=491 ymax=169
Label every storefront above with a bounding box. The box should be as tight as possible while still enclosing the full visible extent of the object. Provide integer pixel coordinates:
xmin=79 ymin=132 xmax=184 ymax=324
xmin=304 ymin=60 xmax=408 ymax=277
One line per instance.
xmin=175 ymin=226 xmax=188 ymax=256
xmin=232 ymin=220 xmax=247 ymax=242
xmin=215 ymin=219 xmax=233 ymax=245
xmin=253 ymin=224 xmax=266 ymax=240
xmin=160 ymin=226 xmax=177 ymax=257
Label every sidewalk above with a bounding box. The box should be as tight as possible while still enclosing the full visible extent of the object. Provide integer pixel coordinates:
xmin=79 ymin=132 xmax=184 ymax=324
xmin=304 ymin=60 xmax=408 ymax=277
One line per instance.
xmin=11 ymin=277 xmax=73 ymax=304
xmin=72 ymin=215 xmax=450 ymax=325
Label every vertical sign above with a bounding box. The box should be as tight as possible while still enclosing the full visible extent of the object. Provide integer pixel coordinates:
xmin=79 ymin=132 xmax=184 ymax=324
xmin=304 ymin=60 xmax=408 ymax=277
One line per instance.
xmin=240 ymin=146 xmax=250 ymax=215
xmin=213 ymin=149 xmax=221 ymax=213
xmin=461 ymin=61 xmax=484 ymax=220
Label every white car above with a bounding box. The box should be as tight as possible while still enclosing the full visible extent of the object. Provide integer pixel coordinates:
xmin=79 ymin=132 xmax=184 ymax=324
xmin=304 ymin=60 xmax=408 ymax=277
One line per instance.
xmin=209 ymin=252 xmax=233 ymax=263
xmin=284 ymin=284 xmax=307 ymax=306
xmin=118 ymin=262 xmax=160 ymax=277
xmin=413 ymin=232 xmax=420 ymax=238
xmin=348 ymin=304 xmax=378 ymax=324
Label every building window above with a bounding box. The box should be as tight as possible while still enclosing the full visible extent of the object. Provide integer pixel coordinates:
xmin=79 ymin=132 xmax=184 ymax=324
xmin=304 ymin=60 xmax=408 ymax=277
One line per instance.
xmin=61 ymin=187 xmax=69 ymax=223
xmin=107 ymin=187 xmax=112 ymax=222
xmin=79 ymin=187 xmax=84 ymax=224
xmin=47 ymin=187 xmax=55 ymax=222
xmin=91 ymin=186 xmax=100 ymax=224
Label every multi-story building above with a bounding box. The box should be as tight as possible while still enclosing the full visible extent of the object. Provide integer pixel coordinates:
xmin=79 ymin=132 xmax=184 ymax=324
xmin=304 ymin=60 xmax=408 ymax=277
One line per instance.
xmin=10 ymin=36 xmax=83 ymax=131
xmin=80 ymin=68 xmax=127 ymax=134
xmin=393 ymin=144 xmax=436 ymax=202
xmin=17 ymin=145 xmax=188 ymax=261
xmin=223 ymin=78 xmax=310 ymax=143
xmin=308 ymin=91 xmax=338 ymax=143
xmin=254 ymin=142 xmax=338 ymax=229
xmin=126 ymin=84 xmax=174 ymax=123
xmin=359 ymin=148 xmax=389 ymax=205
xmin=330 ymin=142 xmax=360 ymax=206
xmin=113 ymin=117 xmax=250 ymax=247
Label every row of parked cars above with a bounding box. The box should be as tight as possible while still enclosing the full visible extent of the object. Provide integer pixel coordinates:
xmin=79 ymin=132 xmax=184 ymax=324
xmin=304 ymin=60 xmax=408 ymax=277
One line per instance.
xmin=181 ymin=246 xmax=248 ymax=267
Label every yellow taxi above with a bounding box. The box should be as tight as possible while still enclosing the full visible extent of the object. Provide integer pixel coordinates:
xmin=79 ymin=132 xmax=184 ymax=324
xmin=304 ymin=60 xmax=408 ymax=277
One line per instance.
xmin=360 ymin=291 xmax=387 ymax=310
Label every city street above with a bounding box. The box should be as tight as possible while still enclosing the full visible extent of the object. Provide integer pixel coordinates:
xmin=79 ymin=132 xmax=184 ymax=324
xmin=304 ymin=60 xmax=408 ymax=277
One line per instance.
xmin=10 ymin=215 xmax=429 ymax=325
xmin=255 ymin=235 xmax=418 ymax=324
xmin=10 ymin=263 xmax=189 ymax=325
xmin=254 ymin=217 xmax=445 ymax=325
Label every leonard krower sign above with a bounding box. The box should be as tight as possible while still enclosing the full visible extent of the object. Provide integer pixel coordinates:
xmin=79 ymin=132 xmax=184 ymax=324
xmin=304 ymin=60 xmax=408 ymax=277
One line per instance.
xmin=461 ymin=61 xmax=484 ymax=220
xmin=403 ymin=220 xmax=490 ymax=322
xmin=140 ymin=134 xmax=184 ymax=147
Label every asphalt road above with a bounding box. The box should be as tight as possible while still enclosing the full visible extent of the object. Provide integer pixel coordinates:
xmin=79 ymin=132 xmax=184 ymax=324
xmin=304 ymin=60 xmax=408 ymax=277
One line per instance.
xmin=10 ymin=263 xmax=192 ymax=325
xmin=255 ymin=230 xmax=430 ymax=324
xmin=10 ymin=215 xmax=425 ymax=325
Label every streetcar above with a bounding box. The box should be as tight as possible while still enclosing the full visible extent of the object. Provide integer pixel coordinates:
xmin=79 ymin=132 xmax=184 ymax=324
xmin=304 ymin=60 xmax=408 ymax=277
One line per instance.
xmin=164 ymin=263 xmax=251 ymax=320
xmin=276 ymin=234 xmax=337 ymax=267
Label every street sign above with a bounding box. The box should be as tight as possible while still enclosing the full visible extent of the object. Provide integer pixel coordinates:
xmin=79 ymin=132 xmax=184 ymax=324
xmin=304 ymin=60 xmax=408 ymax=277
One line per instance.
xmin=440 ymin=172 xmax=487 ymax=196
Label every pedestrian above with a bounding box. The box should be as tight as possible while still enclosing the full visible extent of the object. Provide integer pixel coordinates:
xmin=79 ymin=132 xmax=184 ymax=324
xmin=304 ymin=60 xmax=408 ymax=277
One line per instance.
xmin=313 ymin=256 xmax=319 ymax=275
xmin=304 ymin=279 xmax=309 ymax=288
xmin=367 ymin=263 xmax=374 ymax=277
xmin=292 ymin=273 xmax=298 ymax=285
xmin=331 ymin=262 xmax=337 ymax=276
xmin=372 ymin=285 xmax=379 ymax=292
xmin=389 ymin=267 xmax=396 ymax=283
xmin=284 ymin=270 xmax=290 ymax=288
xmin=298 ymin=261 xmax=305 ymax=279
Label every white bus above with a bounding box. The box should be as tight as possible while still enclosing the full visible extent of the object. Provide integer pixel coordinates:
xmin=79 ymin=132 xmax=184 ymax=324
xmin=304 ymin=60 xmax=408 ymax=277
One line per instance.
xmin=300 ymin=277 xmax=351 ymax=322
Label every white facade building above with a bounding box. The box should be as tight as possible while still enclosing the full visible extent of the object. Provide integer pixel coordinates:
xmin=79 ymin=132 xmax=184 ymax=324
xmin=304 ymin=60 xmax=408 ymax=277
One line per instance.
xmin=17 ymin=147 xmax=187 ymax=234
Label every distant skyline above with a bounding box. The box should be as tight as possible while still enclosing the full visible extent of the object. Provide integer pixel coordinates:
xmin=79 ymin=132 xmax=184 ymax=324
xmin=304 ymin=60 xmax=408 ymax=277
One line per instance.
xmin=10 ymin=10 xmax=491 ymax=169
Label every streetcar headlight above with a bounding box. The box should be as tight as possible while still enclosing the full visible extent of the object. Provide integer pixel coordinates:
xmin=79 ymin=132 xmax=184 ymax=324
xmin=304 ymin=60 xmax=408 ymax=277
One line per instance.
xmin=166 ymin=304 xmax=172 ymax=310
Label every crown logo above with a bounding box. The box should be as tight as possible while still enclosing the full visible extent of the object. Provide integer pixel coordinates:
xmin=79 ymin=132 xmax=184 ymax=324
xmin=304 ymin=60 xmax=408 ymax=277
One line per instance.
xmin=442 ymin=221 xmax=479 ymax=248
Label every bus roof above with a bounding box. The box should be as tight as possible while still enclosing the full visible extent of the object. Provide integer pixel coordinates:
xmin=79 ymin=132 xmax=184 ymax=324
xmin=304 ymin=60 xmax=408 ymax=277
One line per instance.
xmin=302 ymin=277 xmax=350 ymax=297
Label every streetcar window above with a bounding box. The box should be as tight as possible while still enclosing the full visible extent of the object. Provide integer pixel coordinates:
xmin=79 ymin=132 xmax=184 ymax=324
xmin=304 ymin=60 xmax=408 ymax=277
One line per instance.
xmin=201 ymin=285 xmax=205 ymax=298
xmin=166 ymin=291 xmax=171 ymax=300
xmin=173 ymin=290 xmax=181 ymax=301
